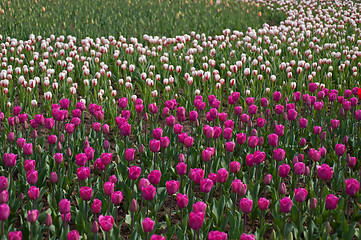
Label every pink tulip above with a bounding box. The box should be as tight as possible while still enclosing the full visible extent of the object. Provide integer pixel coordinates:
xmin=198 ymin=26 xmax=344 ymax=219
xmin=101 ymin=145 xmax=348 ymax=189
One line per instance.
xmin=209 ymin=231 xmax=228 ymax=240
xmin=75 ymin=153 xmax=87 ymax=166
xmin=67 ymin=230 xmax=79 ymax=240
xmin=176 ymin=162 xmax=187 ymax=175
xmin=225 ymin=141 xmax=235 ymax=152
xmin=142 ymin=217 xmax=154 ymax=232
xmin=258 ymin=198 xmax=269 ymax=210
xmin=280 ymin=197 xmax=293 ymax=213
xmin=151 ymin=235 xmax=166 ymax=240
xmin=103 ymin=182 xmax=115 ymax=196
xmin=202 ymin=150 xmax=212 ymax=162
xmin=111 ymin=191 xmax=123 ymax=205
xmin=189 ymin=211 xmax=205 ymax=230
xmin=50 ymin=172 xmax=58 ymax=183
xmin=231 ymin=180 xmax=247 ymax=195
xmin=77 ymin=167 xmax=90 ymax=180
xmin=26 ymin=170 xmax=38 ymax=185
xmin=248 ymin=136 xmax=259 ymax=148
xmin=191 ymin=168 xmax=204 ymax=184
xmin=54 ymin=153 xmax=63 ymax=164
xmin=294 ymin=188 xmax=308 ymax=202
xmin=160 ymin=137 xmax=170 ymax=149
xmin=129 ymin=166 xmax=141 ymax=180
xmin=200 ymin=178 xmax=213 ymax=193
xmin=125 ymin=148 xmax=135 ymax=162
xmin=240 ymin=233 xmax=255 ymax=240
xmin=148 ymin=170 xmax=162 ymax=185
xmin=59 ymin=199 xmax=71 ymax=214
xmin=217 ymin=168 xmax=229 ymax=183
xmin=0 ymin=203 xmax=10 ymax=221
xmin=8 ymin=231 xmax=22 ymax=240
xmin=294 ymin=162 xmax=305 ymax=175
xmin=236 ymin=133 xmax=247 ymax=145
xmin=120 ymin=123 xmax=131 ymax=136
xmin=310 ymin=198 xmax=317 ymax=209
xmin=253 ymin=151 xmax=265 ymax=164
xmin=335 ymin=144 xmax=346 ymax=156
xmin=48 ymin=135 xmax=57 ymax=145
xmin=166 ymin=180 xmax=179 ymax=195
xmin=149 ymin=140 xmax=160 ymax=152
xmin=239 ymin=198 xmax=253 ymax=213
xmin=28 ymin=186 xmax=39 ymax=200
xmin=279 ymin=164 xmax=290 ymax=178
xmin=0 ymin=190 xmax=8 ymax=204
xmin=91 ymin=199 xmax=102 ymax=214
xmin=80 ymin=187 xmax=92 ymax=201
xmin=23 ymin=143 xmax=33 ymax=156
xmin=152 ymin=128 xmax=163 ymax=140
xmin=273 ymin=148 xmax=286 ymax=161
xmin=142 ymin=184 xmax=156 ymax=201
xmin=230 ymin=161 xmax=241 ymax=174
xmin=317 ymin=164 xmax=333 ymax=181
xmin=27 ymin=209 xmax=39 ymax=223
xmin=24 ymin=160 xmax=35 ymax=172
xmin=263 ymin=174 xmax=272 ymax=185
xmin=118 ymin=97 xmax=128 ymax=109
xmin=192 ymin=201 xmax=207 ymax=214
xmin=299 ymin=118 xmax=308 ymax=128
xmin=268 ymin=134 xmax=278 ymax=147
xmin=176 ymin=193 xmax=188 ymax=208
xmin=345 ymin=178 xmax=360 ymax=196
xmin=325 ymin=194 xmax=339 ymax=210
xmin=0 ymin=177 xmax=8 ymax=192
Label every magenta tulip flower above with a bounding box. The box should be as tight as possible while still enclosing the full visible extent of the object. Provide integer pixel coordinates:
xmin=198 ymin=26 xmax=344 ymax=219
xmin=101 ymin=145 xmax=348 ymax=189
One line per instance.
xmin=239 ymin=198 xmax=253 ymax=213
xmin=325 ymin=194 xmax=339 ymax=210
xmin=143 ymin=217 xmax=155 ymax=233
xmin=8 ymin=231 xmax=22 ymax=240
xmin=67 ymin=230 xmax=79 ymax=240
xmin=189 ymin=211 xmax=205 ymax=230
xmin=208 ymin=231 xmax=228 ymax=240
xmin=99 ymin=215 xmax=114 ymax=232
xmin=166 ymin=180 xmax=180 ymax=195
xmin=80 ymin=187 xmax=92 ymax=201
xmin=59 ymin=199 xmax=70 ymax=214
xmin=280 ymin=197 xmax=293 ymax=213
xmin=345 ymin=178 xmax=360 ymax=196
xmin=294 ymin=188 xmax=308 ymax=202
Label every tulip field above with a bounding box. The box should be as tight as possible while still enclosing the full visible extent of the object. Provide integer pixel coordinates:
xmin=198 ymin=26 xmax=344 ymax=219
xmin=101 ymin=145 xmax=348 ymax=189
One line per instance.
xmin=1 ymin=0 xmax=361 ymax=239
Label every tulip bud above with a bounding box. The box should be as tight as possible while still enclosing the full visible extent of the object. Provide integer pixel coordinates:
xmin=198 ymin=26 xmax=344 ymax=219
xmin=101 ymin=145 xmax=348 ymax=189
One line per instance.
xmin=66 ymin=148 xmax=72 ymax=157
xmin=50 ymin=172 xmax=58 ymax=183
xmin=103 ymin=140 xmax=110 ymax=150
xmin=91 ymin=221 xmax=99 ymax=233
xmin=139 ymin=144 xmax=145 ymax=153
xmin=342 ymin=135 xmax=348 ymax=144
xmin=31 ymin=130 xmax=38 ymax=139
xmin=57 ymin=141 xmax=62 ymax=151
xmin=178 ymin=153 xmax=185 ymax=162
xmin=310 ymin=197 xmax=317 ymax=209
xmin=44 ymin=213 xmax=53 ymax=227
xmin=130 ymin=199 xmax=138 ymax=212
xmin=279 ymin=182 xmax=286 ymax=195
xmin=326 ymin=221 xmax=333 ymax=233
xmin=36 ymin=145 xmax=43 ymax=154
xmin=263 ymin=174 xmax=272 ymax=185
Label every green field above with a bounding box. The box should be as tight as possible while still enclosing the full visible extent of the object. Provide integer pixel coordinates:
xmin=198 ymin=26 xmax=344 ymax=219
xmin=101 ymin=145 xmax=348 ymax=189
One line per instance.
xmin=0 ymin=0 xmax=285 ymax=40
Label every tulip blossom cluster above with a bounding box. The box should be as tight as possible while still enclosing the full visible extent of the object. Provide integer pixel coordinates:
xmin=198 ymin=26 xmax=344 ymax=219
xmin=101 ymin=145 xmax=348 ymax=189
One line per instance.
xmin=1 ymin=0 xmax=361 ymax=239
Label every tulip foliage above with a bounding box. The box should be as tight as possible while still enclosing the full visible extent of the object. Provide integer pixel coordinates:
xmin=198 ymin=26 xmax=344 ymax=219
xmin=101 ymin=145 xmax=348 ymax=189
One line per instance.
xmin=1 ymin=0 xmax=361 ymax=239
